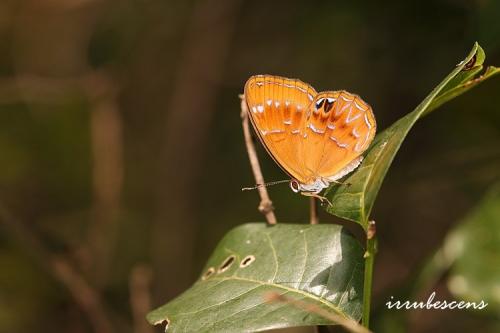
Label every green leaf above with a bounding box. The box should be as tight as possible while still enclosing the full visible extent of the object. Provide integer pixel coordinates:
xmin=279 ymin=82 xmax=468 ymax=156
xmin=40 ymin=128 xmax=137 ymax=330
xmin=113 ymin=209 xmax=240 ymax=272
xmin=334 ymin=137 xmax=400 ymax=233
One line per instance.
xmin=147 ymin=223 xmax=364 ymax=332
xmin=445 ymin=184 xmax=500 ymax=315
xmin=325 ymin=43 xmax=500 ymax=229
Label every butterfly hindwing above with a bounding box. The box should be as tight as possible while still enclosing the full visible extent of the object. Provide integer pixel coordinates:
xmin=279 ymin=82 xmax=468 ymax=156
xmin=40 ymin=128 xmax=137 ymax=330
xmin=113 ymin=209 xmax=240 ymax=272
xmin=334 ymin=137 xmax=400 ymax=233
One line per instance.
xmin=303 ymin=91 xmax=376 ymax=181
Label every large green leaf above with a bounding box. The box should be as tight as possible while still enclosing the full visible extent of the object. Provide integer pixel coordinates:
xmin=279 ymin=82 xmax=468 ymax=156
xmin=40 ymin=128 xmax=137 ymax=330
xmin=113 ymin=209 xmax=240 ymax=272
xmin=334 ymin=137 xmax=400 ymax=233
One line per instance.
xmin=445 ymin=184 xmax=500 ymax=315
xmin=325 ymin=42 xmax=500 ymax=229
xmin=147 ymin=223 xmax=364 ymax=332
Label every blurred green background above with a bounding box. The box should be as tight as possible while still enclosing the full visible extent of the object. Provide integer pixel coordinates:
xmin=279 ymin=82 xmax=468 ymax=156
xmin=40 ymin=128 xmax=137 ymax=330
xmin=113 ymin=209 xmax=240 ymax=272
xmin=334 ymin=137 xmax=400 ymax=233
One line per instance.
xmin=0 ymin=0 xmax=499 ymax=332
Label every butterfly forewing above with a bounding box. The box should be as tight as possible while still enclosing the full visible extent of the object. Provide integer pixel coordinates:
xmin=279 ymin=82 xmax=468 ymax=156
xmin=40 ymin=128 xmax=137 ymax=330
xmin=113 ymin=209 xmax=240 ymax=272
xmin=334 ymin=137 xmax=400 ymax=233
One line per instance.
xmin=244 ymin=75 xmax=316 ymax=183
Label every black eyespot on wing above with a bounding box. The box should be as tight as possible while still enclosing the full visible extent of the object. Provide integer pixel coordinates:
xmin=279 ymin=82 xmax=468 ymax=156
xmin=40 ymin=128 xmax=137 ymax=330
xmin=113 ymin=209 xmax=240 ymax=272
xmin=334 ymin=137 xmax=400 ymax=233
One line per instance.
xmin=323 ymin=99 xmax=334 ymax=113
xmin=315 ymin=98 xmax=325 ymax=111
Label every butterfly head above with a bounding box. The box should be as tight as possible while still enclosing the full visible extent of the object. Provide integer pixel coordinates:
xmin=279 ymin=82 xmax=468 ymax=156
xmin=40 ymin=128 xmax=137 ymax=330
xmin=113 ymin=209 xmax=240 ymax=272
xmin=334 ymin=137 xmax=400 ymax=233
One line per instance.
xmin=289 ymin=179 xmax=301 ymax=193
xmin=289 ymin=178 xmax=330 ymax=194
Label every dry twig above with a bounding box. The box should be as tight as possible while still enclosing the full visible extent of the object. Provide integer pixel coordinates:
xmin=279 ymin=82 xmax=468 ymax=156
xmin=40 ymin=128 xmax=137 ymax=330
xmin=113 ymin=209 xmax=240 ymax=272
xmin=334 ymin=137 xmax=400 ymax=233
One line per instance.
xmin=240 ymin=96 xmax=277 ymax=225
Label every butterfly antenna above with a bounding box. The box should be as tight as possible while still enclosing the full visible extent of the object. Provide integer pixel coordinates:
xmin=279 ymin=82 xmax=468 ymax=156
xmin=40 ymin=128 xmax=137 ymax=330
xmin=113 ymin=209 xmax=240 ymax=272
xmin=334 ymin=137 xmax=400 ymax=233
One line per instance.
xmin=242 ymin=179 xmax=290 ymax=191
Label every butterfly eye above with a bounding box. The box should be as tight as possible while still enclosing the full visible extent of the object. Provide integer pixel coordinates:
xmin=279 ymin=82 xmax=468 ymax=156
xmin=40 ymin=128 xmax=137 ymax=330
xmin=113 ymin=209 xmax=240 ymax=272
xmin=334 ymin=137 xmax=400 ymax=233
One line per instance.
xmin=289 ymin=179 xmax=300 ymax=193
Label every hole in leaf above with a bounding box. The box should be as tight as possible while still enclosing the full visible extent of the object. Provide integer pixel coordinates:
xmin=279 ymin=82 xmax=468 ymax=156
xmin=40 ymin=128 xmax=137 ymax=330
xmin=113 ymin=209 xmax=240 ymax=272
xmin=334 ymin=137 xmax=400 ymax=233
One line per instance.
xmin=154 ymin=318 xmax=170 ymax=332
xmin=217 ymin=255 xmax=235 ymax=273
xmin=240 ymin=255 xmax=255 ymax=268
xmin=201 ymin=267 xmax=215 ymax=280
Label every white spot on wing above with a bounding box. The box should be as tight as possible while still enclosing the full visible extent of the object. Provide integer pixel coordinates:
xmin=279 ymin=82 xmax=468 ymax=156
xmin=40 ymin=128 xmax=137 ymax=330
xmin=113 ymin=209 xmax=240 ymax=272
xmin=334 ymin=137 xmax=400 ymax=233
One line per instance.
xmin=355 ymin=118 xmax=373 ymax=152
xmin=354 ymin=101 xmax=365 ymax=111
xmin=264 ymin=129 xmax=284 ymax=135
xmin=275 ymin=101 xmax=280 ymax=108
xmin=346 ymin=109 xmax=362 ymax=123
xmin=364 ymin=113 xmax=372 ymax=129
xmin=327 ymin=123 xmax=336 ymax=130
xmin=337 ymin=103 xmax=351 ymax=115
xmin=284 ymin=119 xmax=292 ymax=125
xmin=266 ymin=99 xmax=272 ymax=106
xmin=354 ymin=141 xmax=363 ymax=152
xmin=330 ymin=136 xmax=349 ymax=148
xmin=308 ymin=123 xmax=325 ymax=134
xmin=257 ymin=105 xmax=264 ymax=113
xmin=291 ymin=129 xmax=300 ymax=134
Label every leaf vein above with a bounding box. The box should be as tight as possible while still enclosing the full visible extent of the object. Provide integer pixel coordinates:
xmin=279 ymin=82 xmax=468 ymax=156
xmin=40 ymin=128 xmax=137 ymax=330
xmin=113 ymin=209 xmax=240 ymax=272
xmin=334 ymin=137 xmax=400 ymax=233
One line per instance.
xmin=209 ymin=276 xmax=349 ymax=319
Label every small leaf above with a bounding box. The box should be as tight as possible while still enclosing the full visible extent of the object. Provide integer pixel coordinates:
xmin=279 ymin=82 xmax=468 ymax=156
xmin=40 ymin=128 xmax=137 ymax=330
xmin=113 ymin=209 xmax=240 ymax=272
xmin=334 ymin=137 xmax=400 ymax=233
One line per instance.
xmin=445 ymin=184 xmax=500 ymax=314
xmin=147 ymin=223 xmax=364 ymax=332
xmin=325 ymin=42 xmax=500 ymax=229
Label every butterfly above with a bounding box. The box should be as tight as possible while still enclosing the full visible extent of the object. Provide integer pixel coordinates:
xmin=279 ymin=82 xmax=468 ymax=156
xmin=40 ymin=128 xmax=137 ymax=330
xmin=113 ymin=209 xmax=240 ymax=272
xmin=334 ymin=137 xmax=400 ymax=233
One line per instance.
xmin=244 ymin=74 xmax=376 ymax=199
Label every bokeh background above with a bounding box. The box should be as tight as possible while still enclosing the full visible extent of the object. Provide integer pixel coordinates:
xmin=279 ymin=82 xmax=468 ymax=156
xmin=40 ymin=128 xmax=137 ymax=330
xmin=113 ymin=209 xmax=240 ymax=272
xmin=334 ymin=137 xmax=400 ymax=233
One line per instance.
xmin=1 ymin=1 xmax=499 ymax=332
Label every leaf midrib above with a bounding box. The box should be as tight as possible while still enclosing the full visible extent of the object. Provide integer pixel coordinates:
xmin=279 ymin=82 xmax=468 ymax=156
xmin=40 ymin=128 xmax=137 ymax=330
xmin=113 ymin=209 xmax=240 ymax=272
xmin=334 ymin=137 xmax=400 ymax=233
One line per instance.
xmin=208 ymin=275 xmax=350 ymax=319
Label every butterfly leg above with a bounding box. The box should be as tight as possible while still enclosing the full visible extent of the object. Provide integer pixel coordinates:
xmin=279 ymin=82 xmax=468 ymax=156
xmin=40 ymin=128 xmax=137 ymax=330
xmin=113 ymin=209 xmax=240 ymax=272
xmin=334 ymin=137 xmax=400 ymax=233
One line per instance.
xmin=300 ymin=192 xmax=333 ymax=207
xmin=329 ymin=179 xmax=352 ymax=187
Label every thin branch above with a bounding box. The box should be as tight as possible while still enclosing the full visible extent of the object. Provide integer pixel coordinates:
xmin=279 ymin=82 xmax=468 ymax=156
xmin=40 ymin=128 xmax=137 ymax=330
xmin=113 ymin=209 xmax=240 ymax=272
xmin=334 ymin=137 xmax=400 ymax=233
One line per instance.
xmin=240 ymin=96 xmax=277 ymax=225
xmin=86 ymin=72 xmax=124 ymax=286
xmin=129 ymin=265 xmax=154 ymax=333
xmin=0 ymin=202 xmax=112 ymax=333
xmin=310 ymin=197 xmax=319 ymax=224
xmin=265 ymin=292 xmax=372 ymax=333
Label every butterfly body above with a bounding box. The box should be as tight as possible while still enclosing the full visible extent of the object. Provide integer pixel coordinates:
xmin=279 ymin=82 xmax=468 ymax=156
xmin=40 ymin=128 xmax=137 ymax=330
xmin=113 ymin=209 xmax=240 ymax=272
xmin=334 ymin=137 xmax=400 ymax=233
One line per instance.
xmin=244 ymin=75 xmax=376 ymax=194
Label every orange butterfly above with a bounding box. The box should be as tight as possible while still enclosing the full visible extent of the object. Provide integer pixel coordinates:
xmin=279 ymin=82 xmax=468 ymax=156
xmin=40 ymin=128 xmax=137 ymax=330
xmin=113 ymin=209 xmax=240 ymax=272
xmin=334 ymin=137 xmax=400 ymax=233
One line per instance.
xmin=244 ymin=75 xmax=376 ymax=198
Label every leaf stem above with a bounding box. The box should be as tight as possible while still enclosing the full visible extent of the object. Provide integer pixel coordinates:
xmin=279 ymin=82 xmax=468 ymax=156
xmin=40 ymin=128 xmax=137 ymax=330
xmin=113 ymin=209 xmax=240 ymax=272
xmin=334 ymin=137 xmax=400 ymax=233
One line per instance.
xmin=310 ymin=197 xmax=319 ymax=224
xmin=362 ymin=221 xmax=377 ymax=329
